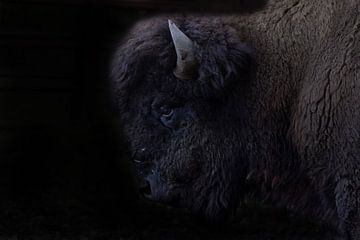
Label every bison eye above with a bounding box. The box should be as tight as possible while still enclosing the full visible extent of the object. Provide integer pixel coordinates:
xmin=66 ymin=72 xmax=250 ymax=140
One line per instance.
xmin=157 ymin=104 xmax=190 ymax=130
xmin=159 ymin=105 xmax=173 ymax=117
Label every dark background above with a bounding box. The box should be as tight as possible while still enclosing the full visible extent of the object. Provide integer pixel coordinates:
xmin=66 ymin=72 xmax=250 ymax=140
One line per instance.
xmin=0 ymin=1 xmax=335 ymax=239
xmin=0 ymin=1 xmax=164 ymax=238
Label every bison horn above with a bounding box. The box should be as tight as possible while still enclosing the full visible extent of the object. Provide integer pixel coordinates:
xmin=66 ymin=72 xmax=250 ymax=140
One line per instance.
xmin=168 ymin=19 xmax=199 ymax=80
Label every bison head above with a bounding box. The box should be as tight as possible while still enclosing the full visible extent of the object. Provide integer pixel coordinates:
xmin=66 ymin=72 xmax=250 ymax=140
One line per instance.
xmin=111 ymin=17 xmax=255 ymax=220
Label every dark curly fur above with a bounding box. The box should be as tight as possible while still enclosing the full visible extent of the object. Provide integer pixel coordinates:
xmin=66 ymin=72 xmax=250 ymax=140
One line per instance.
xmin=111 ymin=17 xmax=255 ymax=220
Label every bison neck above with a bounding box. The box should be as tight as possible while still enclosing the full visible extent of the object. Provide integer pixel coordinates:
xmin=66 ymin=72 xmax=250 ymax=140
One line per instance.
xmin=225 ymin=0 xmax=349 ymax=224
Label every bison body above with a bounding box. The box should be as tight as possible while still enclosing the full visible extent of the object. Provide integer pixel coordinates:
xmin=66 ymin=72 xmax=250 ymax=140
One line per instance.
xmin=111 ymin=0 xmax=360 ymax=239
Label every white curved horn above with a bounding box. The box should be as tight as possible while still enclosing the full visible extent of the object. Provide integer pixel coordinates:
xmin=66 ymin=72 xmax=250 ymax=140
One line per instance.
xmin=168 ymin=19 xmax=198 ymax=80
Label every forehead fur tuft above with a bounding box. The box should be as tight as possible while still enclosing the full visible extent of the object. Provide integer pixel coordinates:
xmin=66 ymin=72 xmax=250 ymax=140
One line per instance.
xmin=110 ymin=16 xmax=256 ymax=103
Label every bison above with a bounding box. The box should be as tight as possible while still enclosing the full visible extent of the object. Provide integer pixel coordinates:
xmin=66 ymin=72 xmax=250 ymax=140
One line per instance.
xmin=110 ymin=0 xmax=360 ymax=239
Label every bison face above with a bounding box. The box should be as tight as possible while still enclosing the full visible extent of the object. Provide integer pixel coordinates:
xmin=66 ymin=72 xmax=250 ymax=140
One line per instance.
xmin=123 ymin=88 xmax=250 ymax=220
xmin=111 ymin=18 xmax=255 ymax=220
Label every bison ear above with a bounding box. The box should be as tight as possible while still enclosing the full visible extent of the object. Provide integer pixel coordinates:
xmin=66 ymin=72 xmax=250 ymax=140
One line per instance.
xmin=198 ymin=42 xmax=255 ymax=92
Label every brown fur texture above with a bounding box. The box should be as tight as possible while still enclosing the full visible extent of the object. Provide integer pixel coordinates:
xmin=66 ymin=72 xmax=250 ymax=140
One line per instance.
xmin=111 ymin=1 xmax=359 ymax=239
xmin=226 ymin=1 xmax=360 ymax=238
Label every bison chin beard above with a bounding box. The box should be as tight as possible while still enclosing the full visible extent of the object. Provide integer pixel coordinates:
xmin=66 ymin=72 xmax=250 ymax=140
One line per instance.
xmin=188 ymin=163 xmax=245 ymax=223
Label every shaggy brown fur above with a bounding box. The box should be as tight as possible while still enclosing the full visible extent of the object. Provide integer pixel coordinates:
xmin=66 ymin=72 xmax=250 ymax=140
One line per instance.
xmin=226 ymin=1 xmax=360 ymax=238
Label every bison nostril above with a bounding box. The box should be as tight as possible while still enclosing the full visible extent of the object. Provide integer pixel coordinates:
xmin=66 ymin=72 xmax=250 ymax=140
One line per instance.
xmin=139 ymin=181 xmax=152 ymax=197
xmin=180 ymin=121 xmax=188 ymax=128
